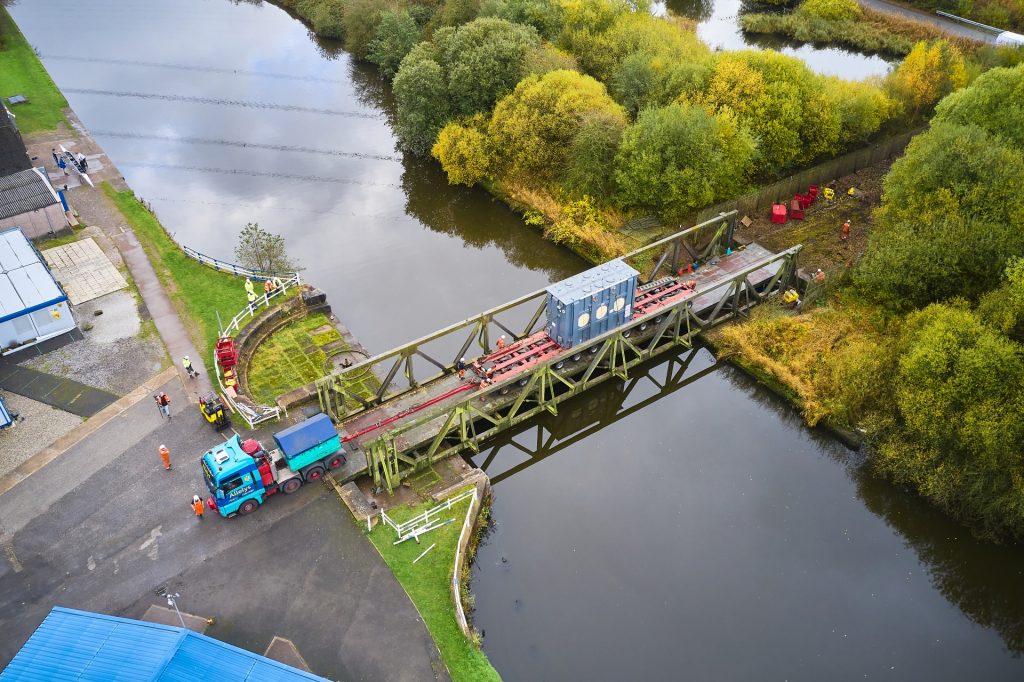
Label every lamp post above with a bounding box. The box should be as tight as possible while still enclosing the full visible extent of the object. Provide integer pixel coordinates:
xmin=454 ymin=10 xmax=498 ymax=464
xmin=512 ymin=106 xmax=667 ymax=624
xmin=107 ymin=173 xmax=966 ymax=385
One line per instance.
xmin=166 ymin=592 xmax=186 ymax=629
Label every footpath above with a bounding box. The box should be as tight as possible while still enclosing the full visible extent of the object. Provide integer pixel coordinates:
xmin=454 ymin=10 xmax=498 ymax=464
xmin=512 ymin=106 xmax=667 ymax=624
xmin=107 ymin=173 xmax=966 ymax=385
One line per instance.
xmin=858 ymin=0 xmax=998 ymax=42
xmin=23 ymin=112 xmax=212 ymax=402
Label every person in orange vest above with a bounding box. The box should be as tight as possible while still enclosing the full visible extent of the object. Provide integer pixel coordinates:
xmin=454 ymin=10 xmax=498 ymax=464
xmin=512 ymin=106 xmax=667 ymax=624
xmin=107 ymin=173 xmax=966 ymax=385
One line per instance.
xmin=841 ymin=220 xmax=851 ymax=241
xmin=191 ymin=494 xmax=205 ymax=519
xmin=159 ymin=444 xmax=172 ymax=471
xmin=497 ymin=335 xmax=506 ymax=350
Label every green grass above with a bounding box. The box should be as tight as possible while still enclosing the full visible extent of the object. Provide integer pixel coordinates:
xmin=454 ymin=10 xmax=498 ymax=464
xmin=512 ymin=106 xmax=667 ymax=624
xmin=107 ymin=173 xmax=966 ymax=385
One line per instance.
xmin=0 ymin=8 xmax=69 ymax=133
xmin=33 ymin=228 xmax=85 ymax=251
xmin=248 ymin=313 xmax=341 ymax=403
xmin=367 ymin=492 xmax=501 ymax=682
xmin=102 ymin=183 xmax=244 ymax=359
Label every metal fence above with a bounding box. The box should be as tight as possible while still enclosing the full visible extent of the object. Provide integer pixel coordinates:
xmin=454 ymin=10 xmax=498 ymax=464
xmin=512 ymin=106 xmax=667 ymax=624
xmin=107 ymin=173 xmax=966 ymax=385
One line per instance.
xmin=182 ymin=245 xmax=299 ymax=281
xmin=215 ymin=273 xmax=302 ymax=429
xmin=378 ymin=487 xmax=479 ymax=636
xmin=687 ymin=127 xmax=926 ymax=225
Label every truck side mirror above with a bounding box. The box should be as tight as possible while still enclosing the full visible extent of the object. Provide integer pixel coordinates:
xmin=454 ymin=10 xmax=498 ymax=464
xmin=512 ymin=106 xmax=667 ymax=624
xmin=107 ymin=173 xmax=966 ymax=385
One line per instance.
xmin=216 ymin=489 xmax=224 ymax=499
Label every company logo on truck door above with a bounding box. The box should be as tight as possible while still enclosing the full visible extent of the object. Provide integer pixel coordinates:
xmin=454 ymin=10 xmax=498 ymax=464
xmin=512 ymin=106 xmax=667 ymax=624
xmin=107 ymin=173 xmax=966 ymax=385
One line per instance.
xmin=223 ymin=472 xmax=255 ymax=499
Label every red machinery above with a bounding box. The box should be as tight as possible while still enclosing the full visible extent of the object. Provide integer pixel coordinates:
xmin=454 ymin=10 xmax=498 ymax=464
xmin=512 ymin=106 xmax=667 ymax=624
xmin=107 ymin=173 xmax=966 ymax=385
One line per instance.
xmin=216 ymin=336 xmax=238 ymax=371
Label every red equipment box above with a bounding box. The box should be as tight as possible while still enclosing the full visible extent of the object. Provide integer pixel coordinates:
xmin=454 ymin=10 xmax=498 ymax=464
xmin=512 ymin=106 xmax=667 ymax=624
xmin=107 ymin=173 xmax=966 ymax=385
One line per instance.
xmin=789 ymin=198 xmax=805 ymax=220
xmin=216 ymin=336 xmax=238 ymax=370
xmin=771 ymin=203 xmax=787 ymax=224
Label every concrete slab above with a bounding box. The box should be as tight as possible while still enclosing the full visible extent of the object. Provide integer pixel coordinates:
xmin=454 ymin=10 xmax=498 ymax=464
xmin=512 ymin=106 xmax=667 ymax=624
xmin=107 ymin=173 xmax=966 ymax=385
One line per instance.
xmin=42 ymin=237 xmax=128 ymax=305
xmin=264 ymin=636 xmax=312 ymax=672
xmin=0 ymin=364 xmax=118 ymax=417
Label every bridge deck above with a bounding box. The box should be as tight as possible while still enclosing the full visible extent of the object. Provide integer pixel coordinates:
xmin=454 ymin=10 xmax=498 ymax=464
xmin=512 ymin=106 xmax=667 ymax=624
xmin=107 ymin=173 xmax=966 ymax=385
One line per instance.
xmin=334 ymin=243 xmax=782 ymax=471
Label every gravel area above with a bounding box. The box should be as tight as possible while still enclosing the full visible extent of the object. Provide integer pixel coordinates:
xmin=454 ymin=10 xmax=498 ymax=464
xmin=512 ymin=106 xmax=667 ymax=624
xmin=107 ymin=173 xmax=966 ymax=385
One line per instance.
xmin=22 ymin=289 xmax=168 ymax=394
xmin=0 ymin=393 xmax=82 ymax=480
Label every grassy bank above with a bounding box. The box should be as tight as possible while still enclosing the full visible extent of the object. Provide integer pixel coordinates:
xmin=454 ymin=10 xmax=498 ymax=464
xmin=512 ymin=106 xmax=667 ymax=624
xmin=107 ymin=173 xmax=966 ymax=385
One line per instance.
xmin=102 ymin=184 xmax=243 ymax=355
xmin=0 ymin=8 xmax=69 ymax=133
xmin=741 ymin=7 xmax=981 ymax=57
xmin=248 ymin=313 xmax=343 ymax=403
xmin=367 ymin=492 xmax=500 ymax=682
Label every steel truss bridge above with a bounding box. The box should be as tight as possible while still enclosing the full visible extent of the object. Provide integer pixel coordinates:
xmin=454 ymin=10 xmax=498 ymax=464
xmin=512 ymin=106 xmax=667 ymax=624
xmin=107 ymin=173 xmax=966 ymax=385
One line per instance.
xmin=314 ymin=211 xmax=802 ymax=493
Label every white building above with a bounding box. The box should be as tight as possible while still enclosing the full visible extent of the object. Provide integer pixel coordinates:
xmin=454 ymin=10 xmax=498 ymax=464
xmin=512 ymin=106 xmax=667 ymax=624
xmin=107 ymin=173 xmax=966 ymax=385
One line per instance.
xmin=0 ymin=227 xmax=76 ymax=354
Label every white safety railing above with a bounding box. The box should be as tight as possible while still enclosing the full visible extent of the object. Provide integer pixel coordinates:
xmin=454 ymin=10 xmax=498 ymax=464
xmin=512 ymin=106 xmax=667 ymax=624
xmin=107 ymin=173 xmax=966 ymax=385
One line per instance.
xmin=379 ymin=487 xmax=479 ymax=637
xmin=215 ymin=273 xmax=302 ymax=429
xmin=183 ymin=245 xmax=300 ymax=281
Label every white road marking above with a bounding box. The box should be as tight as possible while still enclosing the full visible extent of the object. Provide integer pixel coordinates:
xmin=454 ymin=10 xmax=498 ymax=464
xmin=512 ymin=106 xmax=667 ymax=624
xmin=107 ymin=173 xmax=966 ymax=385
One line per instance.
xmin=87 ymin=555 xmax=96 ymax=571
xmin=139 ymin=525 xmax=162 ymax=551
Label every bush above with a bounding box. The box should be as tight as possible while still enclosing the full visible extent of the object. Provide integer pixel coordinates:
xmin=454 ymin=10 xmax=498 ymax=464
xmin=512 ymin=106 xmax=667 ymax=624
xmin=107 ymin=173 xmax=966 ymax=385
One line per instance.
xmin=562 ymin=110 xmax=625 ymax=198
xmin=342 ymin=0 xmax=389 ymax=58
xmin=393 ymin=48 xmax=452 ymax=154
xmin=488 ymin=69 xmax=626 ymax=184
xmin=368 ymin=10 xmax=422 ymax=78
xmin=613 ymin=103 xmax=756 ymax=221
xmin=439 ymin=18 xmax=541 ymax=116
xmin=873 ymin=302 xmax=1024 ymax=541
xmin=887 ymin=40 xmax=968 ymax=118
xmin=433 ymin=121 xmax=490 ymax=186
xmin=932 ymin=63 xmax=1024 ymax=148
xmin=799 ymin=0 xmax=862 ymax=21
xmin=978 ymin=257 xmax=1024 ymax=340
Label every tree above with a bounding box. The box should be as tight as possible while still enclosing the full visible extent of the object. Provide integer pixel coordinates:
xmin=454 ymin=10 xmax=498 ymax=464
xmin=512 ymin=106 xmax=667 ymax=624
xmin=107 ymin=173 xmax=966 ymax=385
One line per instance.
xmin=393 ymin=47 xmax=452 ymax=155
xmin=932 ymin=63 xmax=1024 ymax=149
xmin=611 ymin=51 xmax=657 ymax=118
xmin=433 ymin=121 xmax=490 ymax=186
xmin=342 ymin=0 xmax=390 ymax=59
xmin=438 ymin=18 xmax=541 ymax=116
xmin=887 ymin=40 xmax=967 ymax=119
xmin=562 ymin=109 xmax=626 ymax=198
xmin=368 ymin=10 xmax=423 ymax=78
xmin=488 ymin=69 xmax=627 ymax=184
xmin=235 ymin=222 xmax=299 ymax=273
xmin=613 ymin=103 xmax=756 ymax=221
xmin=872 ymin=302 xmax=1024 ymax=541
xmin=479 ymin=0 xmax=566 ymax=40
xmin=978 ymin=257 xmax=1024 ymax=341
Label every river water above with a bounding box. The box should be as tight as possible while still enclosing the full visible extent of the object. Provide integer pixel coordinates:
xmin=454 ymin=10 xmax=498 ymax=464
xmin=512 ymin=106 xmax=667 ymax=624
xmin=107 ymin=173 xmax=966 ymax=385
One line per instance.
xmin=8 ymin=1 xmax=1023 ymax=680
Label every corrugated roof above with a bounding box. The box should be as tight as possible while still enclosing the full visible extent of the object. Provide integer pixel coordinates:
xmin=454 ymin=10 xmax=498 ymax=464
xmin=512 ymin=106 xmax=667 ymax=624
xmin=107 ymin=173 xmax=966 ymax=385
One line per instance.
xmin=0 ymin=229 xmax=66 ymax=321
xmin=0 ymin=167 xmax=59 ymax=221
xmin=0 ymin=607 xmax=329 ymax=682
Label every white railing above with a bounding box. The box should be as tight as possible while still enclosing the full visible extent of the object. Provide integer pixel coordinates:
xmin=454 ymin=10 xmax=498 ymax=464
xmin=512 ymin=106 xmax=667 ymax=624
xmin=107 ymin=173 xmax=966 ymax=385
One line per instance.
xmin=215 ymin=273 xmax=302 ymax=429
xmin=379 ymin=487 xmax=479 ymax=637
xmin=183 ymin=245 xmax=300 ymax=281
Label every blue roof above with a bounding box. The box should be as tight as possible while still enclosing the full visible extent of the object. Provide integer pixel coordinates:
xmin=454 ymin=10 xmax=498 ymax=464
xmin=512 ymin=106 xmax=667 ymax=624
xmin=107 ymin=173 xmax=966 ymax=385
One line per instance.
xmin=0 ymin=607 xmax=328 ymax=682
xmin=546 ymin=259 xmax=638 ymax=305
xmin=273 ymin=413 xmax=337 ymax=458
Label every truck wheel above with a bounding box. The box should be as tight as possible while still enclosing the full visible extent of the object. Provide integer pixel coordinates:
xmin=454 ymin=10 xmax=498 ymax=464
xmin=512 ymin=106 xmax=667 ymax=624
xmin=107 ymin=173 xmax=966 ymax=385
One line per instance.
xmin=326 ymin=454 xmax=346 ymax=470
xmin=239 ymin=499 xmax=259 ymax=515
xmin=304 ymin=466 xmax=325 ymax=482
xmin=281 ymin=477 xmax=301 ymax=494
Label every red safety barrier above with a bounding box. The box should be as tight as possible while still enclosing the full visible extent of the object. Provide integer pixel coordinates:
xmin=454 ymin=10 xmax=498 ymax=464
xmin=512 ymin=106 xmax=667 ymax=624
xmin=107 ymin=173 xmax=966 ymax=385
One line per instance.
xmin=772 ymin=204 xmax=787 ymax=224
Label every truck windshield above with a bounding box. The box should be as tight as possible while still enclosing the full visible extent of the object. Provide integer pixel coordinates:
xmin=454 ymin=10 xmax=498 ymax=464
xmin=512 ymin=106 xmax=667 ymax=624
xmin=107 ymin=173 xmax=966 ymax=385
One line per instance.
xmin=201 ymin=458 xmax=217 ymax=495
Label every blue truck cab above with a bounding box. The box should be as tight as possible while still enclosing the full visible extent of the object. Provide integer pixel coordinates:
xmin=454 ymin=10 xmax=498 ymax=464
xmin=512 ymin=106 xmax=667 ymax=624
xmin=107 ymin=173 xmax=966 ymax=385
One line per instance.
xmin=201 ymin=413 xmax=347 ymax=517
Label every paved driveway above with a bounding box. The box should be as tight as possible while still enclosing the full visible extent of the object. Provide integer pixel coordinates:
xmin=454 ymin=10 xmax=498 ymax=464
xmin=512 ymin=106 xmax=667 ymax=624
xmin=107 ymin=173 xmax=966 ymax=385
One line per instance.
xmin=0 ymin=378 xmax=446 ymax=681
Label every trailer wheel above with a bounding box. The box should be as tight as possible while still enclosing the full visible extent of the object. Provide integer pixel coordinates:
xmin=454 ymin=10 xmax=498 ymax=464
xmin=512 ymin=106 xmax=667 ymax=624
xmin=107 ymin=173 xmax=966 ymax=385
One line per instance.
xmin=281 ymin=477 xmax=301 ymax=494
xmin=239 ymin=499 xmax=259 ymax=515
xmin=571 ymin=353 xmax=582 ymax=362
xmin=304 ymin=466 xmax=325 ymax=482
xmin=326 ymin=454 xmax=346 ymax=470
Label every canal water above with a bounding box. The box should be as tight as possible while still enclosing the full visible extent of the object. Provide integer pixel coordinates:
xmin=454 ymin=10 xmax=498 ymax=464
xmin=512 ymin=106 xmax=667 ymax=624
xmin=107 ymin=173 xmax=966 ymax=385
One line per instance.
xmin=8 ymin=1 xmax=1023 ymax=680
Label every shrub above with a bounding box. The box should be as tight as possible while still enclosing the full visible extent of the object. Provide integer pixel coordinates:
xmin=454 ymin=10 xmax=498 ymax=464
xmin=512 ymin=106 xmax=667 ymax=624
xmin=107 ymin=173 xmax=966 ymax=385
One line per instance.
xmin=562 ymin=110 xmax=626 ymax=198
xmin=613 ymin=104 xmax=755 ymax=221
xmin=433 ymin=122 xmax=491 ymax=186
xmin=887 ymin=40 xmax=968 ymax=118
xmin=488 ymin=69 xmax=626 ymax=184
xmin=342 ymin=0 xmax=390 ymax=58
xmin=932 ymin=63 xmax=1024 ymax=148
xmin=393 ymin=48 xmax=452 ymax=154
xmin=368 ymin=10 xmax=422 ymax=78
xmin=799 ymin=0 xmax=862 ymax=21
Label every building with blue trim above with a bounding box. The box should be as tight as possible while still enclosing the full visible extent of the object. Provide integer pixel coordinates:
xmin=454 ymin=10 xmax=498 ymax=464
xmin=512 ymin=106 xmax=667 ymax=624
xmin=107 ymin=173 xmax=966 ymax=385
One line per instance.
xmin=0 ymin=227 xmax=76 ymax=355
xmin=0 ymin=607 xmax=329 ymax=682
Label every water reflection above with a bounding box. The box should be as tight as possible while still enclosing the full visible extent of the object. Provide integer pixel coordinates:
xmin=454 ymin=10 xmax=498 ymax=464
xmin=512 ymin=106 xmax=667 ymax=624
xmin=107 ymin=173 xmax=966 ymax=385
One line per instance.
xmin=468 ymin=348 xmax=1024 ymax=680
xmin=655 ymin=0 xmax=895 ymax=78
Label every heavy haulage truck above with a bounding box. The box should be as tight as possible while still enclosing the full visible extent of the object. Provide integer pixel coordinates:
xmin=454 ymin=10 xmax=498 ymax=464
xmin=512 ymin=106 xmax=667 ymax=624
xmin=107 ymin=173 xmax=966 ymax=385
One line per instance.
xmin=201 ymin=412 xmax=347 ymax=517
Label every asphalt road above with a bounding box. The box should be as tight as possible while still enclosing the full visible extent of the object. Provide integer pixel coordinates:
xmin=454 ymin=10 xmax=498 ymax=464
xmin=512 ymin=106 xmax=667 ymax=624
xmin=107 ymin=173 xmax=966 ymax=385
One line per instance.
xmin=0 ymin=378 xmax=446 ymax=681
xmin=858 ymin=0 xmax=998 ymax=42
